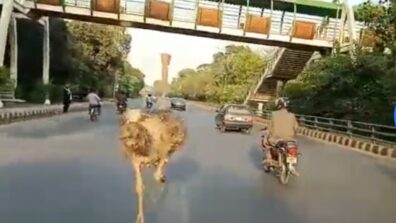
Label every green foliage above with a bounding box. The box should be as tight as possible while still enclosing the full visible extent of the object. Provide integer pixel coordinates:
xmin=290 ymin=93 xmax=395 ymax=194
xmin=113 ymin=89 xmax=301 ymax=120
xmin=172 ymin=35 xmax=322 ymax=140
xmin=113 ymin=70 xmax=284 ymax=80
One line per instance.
xmin=117 ymin=62 xmax=145 ymax=97
xmin=0 ymin=67 xmax=14 ymax=91
xmin=66 ymin=21 xmax=134 ymax=97
xmin=170 ymin=45 xmax=267 ymax=104
xmin=282 ymin=52 xmax=396 ymax=125
xmin=10 ymin=18 xmax=144 ymax=102
xmin=49 ymin=85 xmax=64 ymax=103
xmin=281 ymin=0 xmax=396 ymax=125
xmin=355 ymin=0 xmax=396 ymax=53
xmin=29 ymin=82 xmax=50 ymax=103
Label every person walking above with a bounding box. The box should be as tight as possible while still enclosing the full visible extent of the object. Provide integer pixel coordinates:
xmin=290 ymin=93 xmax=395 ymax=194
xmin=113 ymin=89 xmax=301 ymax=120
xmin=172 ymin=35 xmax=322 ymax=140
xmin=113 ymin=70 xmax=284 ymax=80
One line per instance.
xmin=63 ymin=85 xmax=72 ymax=113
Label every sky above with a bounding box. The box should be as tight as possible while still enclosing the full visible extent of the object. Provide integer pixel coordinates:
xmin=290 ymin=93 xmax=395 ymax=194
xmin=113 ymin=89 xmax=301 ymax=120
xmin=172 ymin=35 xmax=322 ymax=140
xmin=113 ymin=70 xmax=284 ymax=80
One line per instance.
xmin=127 ymin=0 xmax=366 ymax=86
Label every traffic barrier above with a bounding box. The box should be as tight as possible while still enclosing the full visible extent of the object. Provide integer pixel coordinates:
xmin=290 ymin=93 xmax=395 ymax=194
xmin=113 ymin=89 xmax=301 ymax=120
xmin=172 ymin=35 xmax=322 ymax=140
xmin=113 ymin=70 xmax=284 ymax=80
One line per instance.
xmin=0 ymin=103 xmax=87 ymax=126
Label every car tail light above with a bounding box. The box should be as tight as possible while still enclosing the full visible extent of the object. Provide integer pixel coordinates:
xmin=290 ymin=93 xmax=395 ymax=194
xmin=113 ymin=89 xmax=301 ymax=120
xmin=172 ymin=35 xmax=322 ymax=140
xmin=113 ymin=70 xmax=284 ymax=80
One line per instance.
xmin=224 ymin=114 xmax=234 ymax=121
xmin=245 ymin=116 xmax=253 ymax=123
xmin=287 ymin=146 xmax=299 ymax=157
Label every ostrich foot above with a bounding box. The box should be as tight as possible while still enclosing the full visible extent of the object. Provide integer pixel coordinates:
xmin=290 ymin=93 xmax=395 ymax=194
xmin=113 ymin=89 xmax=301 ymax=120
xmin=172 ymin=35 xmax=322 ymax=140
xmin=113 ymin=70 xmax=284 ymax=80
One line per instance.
xmin=135 ymin=210 xmax=144 ymax=223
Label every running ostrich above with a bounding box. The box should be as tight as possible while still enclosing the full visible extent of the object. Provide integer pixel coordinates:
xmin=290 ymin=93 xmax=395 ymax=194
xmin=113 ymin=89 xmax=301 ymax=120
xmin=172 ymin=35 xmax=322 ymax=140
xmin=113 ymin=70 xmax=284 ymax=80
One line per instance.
xmin=119 ymin=108 xmax=187 ymax=223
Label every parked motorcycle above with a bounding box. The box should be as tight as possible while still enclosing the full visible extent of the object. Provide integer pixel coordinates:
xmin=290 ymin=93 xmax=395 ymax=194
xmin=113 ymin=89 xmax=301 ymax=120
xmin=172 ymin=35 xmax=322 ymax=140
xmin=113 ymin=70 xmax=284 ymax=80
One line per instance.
xmin=260 ymin=127 xmax=300 ymax=184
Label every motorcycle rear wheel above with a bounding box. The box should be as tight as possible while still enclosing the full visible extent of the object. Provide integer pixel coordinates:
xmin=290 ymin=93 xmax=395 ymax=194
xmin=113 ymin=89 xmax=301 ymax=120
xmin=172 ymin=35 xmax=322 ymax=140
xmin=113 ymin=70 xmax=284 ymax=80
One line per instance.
xmin=279 ymin=163 xmax=290 ymax=184
xmin=90 ymin=109 xmax=97 ymax=122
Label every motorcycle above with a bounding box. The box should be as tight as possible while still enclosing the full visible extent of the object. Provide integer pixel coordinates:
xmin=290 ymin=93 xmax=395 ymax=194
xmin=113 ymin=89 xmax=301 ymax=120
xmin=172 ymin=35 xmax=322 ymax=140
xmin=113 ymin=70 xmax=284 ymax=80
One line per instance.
xmin=89 ymin=106 xmax=99 ymax=122
xmin=260 ymin=127 xmax=300 ymax=185
xmin=146 ymin=101 xmax=153 ymax=109
xmin=89 ymin=102 xmax=102 ymax=122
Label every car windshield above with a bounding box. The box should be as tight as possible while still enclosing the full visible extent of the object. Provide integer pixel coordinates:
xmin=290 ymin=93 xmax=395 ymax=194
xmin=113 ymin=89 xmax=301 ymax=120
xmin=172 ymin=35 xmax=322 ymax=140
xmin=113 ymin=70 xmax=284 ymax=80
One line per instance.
xmin=227 ymin=106 xmax=251 ymax=115
xmin=173 ymin=99 xmax=185 ymax=103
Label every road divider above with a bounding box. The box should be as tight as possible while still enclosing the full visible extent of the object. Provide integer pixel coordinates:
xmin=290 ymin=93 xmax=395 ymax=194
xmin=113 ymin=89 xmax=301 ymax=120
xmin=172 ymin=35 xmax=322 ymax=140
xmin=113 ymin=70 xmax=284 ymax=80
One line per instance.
xmin=0 ymin=102 xmax=110 ymax=126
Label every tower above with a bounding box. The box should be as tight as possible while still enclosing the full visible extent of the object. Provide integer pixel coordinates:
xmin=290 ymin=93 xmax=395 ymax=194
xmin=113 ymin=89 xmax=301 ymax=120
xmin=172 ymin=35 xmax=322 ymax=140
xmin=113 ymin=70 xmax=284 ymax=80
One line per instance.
xmin=160 ymin=53 xmax=171 ymax=97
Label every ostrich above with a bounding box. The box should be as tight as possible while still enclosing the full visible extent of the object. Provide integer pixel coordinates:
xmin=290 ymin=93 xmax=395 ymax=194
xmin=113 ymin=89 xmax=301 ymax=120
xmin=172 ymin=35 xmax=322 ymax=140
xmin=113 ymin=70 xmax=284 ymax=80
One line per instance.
xmin=119 ymin=108 xmax=187 ymax=223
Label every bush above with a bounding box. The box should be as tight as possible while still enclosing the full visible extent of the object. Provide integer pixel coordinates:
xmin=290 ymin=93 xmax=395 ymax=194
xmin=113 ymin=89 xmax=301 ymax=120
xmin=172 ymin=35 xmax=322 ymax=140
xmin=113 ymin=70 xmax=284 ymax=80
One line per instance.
xmin=15 ymin=81 xmax=64 ymax=103
xmin=49 ymin=85 xmax=64 ymax=103
xmin=0 ymin=67 xmax=14 ymax=91
xmin=29 ymin=82 xmax=50 ymax=103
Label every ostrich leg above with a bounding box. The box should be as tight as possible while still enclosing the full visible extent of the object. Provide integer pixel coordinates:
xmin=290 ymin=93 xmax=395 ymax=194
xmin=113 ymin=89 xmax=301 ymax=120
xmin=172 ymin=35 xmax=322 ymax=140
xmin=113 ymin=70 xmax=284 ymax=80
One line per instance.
xmin=133 ymin=161 xmax=145 ymax=223
xmin=154 ymin=158 xmax=168 ymax=183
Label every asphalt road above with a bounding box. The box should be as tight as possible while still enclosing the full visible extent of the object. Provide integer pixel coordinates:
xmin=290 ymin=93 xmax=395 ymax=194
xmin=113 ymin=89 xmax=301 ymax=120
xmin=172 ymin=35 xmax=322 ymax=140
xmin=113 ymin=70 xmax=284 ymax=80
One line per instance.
xmin=0 ymin=99 xmax=395 ymax=223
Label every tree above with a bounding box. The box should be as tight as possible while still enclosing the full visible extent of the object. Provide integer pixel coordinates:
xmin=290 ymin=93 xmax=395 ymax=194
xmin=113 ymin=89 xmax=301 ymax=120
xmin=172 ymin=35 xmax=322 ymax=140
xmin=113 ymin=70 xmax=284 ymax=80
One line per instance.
xmin=66 ymin=21 xmax=133 ymax=96
xmin=5 ymin=18 xmax=142 ymax=102
xmin=170 ymin=44 xmax=267 ymax=103
xmin=280 ymin=0 xmax=396 ymax=125
xmin=118 ymin=62 xmax=145 ymax=96
xmin=282 ymin=51 xmax=396 ymax=125
xmin=355 ymin=0 xmax=396 ymax=54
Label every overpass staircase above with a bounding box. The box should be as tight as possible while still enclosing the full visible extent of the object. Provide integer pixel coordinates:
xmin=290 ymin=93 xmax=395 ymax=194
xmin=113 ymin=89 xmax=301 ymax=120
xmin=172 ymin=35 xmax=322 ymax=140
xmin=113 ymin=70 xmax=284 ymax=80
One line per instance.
xmin=245 ymin=47 xmax=319 ymax=105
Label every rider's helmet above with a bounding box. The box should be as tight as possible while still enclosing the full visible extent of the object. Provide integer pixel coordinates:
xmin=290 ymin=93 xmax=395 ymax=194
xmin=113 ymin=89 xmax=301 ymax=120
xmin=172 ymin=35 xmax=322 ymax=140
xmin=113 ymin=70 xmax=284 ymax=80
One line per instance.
xmin=275 ymin=97 xmax=289 ymax=109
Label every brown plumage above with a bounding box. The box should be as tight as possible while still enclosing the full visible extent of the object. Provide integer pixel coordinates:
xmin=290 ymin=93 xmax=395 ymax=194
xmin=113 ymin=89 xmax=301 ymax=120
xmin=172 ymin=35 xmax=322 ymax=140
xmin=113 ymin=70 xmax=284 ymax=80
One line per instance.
xmin=119 ymin=109 xmax=187 ymax=163
xmin=119 ymin=108 xmax=187 ymax=223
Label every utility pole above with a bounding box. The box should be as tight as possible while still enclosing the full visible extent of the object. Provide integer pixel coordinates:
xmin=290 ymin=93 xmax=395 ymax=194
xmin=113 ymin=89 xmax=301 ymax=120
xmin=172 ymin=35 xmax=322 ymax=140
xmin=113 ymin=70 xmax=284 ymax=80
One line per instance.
xmin=0 ymin=0 xmax=13 ymax=67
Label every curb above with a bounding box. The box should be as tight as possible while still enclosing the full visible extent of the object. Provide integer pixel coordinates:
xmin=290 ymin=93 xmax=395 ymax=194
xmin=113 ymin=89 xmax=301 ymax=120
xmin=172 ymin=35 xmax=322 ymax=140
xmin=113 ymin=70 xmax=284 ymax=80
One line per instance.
xmin=255 ymin=117 xmax=396 ymax=161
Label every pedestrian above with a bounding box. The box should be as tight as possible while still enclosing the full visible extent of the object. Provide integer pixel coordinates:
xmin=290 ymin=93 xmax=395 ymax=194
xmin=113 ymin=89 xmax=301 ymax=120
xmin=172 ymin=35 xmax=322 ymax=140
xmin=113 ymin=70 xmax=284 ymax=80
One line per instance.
xmin=63 ymin=84 xmax=72 ymax=113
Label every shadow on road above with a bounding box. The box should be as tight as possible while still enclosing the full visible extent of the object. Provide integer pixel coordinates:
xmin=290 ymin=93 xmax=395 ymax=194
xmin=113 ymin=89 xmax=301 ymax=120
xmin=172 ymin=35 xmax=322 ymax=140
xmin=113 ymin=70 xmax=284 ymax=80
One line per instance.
xmin=248 ymin=144 xmax=264 ymax=171
xmin=185 ymin=168 xmax=305 ymax=223
xmin=167 ymin=155 xmax=200 ymax=183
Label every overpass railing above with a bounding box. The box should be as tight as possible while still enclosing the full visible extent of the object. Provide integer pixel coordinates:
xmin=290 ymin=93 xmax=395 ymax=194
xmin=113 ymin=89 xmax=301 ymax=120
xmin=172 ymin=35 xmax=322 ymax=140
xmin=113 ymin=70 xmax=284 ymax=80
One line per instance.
xmin=256 ymin=110 xmax=396 ymax=147
xmin=24 ymin=0 xmax=367 ymax=45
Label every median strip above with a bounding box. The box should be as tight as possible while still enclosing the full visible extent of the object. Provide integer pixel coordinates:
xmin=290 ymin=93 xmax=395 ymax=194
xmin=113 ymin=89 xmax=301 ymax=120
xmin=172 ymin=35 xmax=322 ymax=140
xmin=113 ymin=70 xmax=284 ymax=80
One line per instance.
xmin=0 ymin=103 xmax=90 ymax=126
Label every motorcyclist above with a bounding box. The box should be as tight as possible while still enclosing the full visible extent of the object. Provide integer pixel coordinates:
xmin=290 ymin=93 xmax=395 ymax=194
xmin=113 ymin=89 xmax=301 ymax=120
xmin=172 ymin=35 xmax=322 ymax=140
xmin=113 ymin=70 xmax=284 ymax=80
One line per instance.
xmin=263 ymin=98 xmax=299 ymax=166
xmin=146 ymin=93 xmax=153 ymax=108
xmin=116 ymin=91 xmax=128 ymax=109
xmin=87 ymin=89 xmax=102 ymax=115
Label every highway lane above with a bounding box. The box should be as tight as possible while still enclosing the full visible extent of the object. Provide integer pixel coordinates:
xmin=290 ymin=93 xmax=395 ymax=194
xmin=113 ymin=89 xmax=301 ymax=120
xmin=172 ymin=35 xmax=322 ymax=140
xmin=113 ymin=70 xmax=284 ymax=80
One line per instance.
xmin=0 ymin=100 xmax=395 ymax=223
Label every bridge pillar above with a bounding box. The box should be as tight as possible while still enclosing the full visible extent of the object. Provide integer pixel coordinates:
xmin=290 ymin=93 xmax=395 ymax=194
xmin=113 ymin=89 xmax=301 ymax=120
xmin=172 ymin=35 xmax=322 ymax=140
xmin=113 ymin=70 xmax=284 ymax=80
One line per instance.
xmin=344 ymin=0 xmax=357 ymax=54
xmin=0 ymin=0 xmax=14 ymax=67
xmin=9 ymin=14 xmax=18 ymax=88
xmin=276 ymin=80 xmax=284 ymax=97
xmin=42 ymin=16 xmax=50 ymax=105
xmin=257 ymin=102 xmax=264 ymax=114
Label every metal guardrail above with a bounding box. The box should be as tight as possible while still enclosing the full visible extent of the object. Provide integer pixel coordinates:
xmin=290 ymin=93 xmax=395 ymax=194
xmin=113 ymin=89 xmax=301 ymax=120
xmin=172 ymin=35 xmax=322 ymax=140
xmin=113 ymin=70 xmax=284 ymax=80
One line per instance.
xmin=255 ymin=110 xmax=396 ymax=146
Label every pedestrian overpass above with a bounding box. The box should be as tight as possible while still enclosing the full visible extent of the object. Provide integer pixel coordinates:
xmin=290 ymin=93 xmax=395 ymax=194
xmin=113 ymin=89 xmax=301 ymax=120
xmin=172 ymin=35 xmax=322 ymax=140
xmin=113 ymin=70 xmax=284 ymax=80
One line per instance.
xmin=0 ymin=0 xmax=366 ymax=104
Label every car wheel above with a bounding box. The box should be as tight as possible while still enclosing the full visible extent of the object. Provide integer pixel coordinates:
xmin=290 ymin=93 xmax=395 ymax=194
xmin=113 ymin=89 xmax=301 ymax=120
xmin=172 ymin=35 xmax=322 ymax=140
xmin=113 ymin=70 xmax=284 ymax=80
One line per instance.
xmin=220 ymin=125 xmax=227 ymax=133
